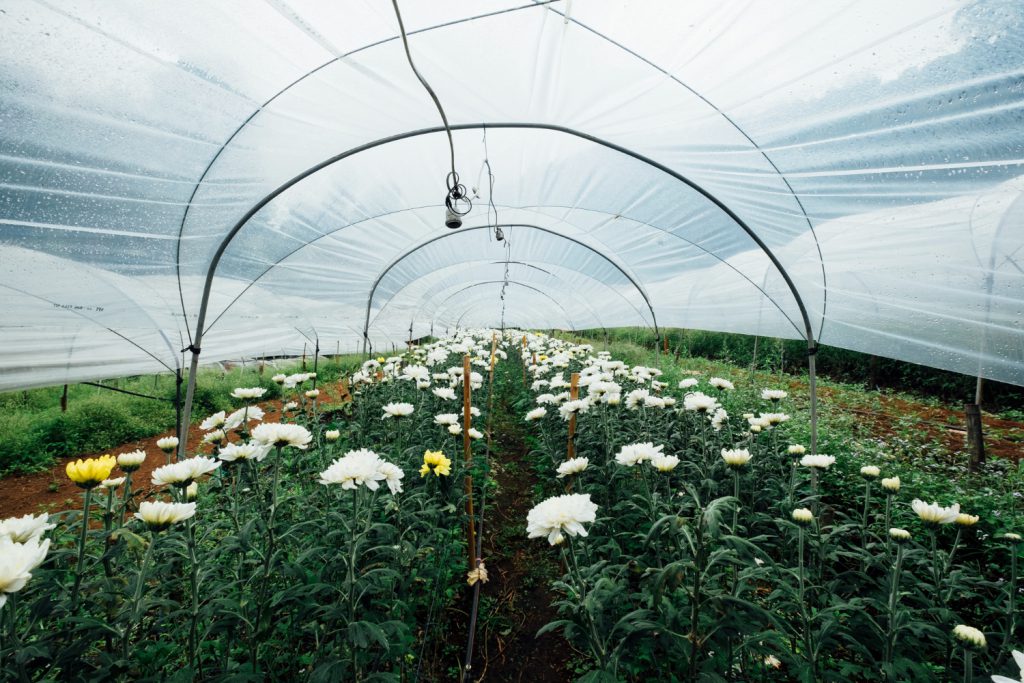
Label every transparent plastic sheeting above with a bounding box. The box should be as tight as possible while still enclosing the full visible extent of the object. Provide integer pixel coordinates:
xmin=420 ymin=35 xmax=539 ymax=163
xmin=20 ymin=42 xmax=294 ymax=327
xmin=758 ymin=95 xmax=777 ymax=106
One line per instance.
xmin=0 ymin=0 xmax=1022 ymax=391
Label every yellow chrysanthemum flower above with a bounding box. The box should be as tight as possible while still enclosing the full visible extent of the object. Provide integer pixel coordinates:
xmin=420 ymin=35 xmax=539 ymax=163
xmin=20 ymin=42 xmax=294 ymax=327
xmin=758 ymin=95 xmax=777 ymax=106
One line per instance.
xmin=419 ymin=450 xmax=452 ymax=478
xmin=66 ymin=454 xmax=117 ymax=489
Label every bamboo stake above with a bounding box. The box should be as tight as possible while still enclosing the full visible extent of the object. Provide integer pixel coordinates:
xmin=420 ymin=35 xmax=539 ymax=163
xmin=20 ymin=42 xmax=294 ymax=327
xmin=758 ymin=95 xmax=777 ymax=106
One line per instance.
xmin=567 ymin=372 xmax=580 ymax=460
xmin=462 ymin=354 xmax=477 ymax=571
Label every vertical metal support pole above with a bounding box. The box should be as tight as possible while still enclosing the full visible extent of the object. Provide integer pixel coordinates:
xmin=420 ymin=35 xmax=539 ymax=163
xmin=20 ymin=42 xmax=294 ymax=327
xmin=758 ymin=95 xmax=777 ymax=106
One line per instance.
xmin=177 ymin=349 xmax=201 ymax=464
xmin=60 ymin=384 xmax=69 ymax=413
xmin=312 ymin=339 xmax=320 ymax=390
xmin=966 ymin=402 xmax=985 ymax=471
xmin=462 ymin=354 xmax=477 ymax=571
xmin=974 ymin=376 xmax=984 ymax=406
xmin=174 ymin=368 xmax=184 ymax=447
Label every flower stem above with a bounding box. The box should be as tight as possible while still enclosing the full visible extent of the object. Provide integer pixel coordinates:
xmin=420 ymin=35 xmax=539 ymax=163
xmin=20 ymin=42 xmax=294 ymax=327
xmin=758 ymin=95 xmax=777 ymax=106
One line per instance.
xmin=883 ymin=544 xmax=904 ymax=677
xmin=70 ymin=487 xmax=93 ymax=610
xmin=123 ymin=533 xmax=158 ymax=659
xmin=186 ymin=516 xmax=201 ymax=676
xmin=120 ymin=472 xmax=133 ymax=527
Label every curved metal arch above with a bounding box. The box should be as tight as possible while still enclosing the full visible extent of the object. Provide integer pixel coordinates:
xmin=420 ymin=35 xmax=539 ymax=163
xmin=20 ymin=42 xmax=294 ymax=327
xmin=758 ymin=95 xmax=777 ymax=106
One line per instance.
xmin=374 ymin=267 xmax=614 ymax=339
xmin=361 ymin=222 xmax=657 ymax=347
xmin=173 ymin=0 xmax=827 ymax=342
xmin=429 ymin=280 xmax=579 ymax=332
xmin=368 ymin=258 xmax=639 ymax=335
xmin=179 ymin=122 xmax=820 ymax=462
xmin=205 ymin=199 xmax=801 ymax=339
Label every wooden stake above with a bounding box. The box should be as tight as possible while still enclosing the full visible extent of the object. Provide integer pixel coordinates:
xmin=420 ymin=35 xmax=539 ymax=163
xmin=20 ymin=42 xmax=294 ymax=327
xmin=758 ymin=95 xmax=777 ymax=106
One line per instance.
xmin=462 ymin=354 xmax=477 ymax=570
xmin=60 ymin=384 xmax=68 ymax=413
xmin=567 ymin=372 xmax=580 ymax=460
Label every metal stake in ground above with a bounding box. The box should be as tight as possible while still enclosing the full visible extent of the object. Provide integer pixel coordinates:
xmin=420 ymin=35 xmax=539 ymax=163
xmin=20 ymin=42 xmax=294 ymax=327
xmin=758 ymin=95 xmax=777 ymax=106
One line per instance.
xmin=462 ymin=354 xmax=477 ymax=571
xmin=567 ymin=372 xmax=580 ymax=460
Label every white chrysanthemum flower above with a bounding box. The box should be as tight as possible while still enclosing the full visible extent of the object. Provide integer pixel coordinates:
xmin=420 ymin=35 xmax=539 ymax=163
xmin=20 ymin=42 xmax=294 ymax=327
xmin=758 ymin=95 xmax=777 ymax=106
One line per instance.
xmin=155 ymin=437 xmax=178 ymax=454
xmin=435 ymin=413 xmax=459 ymax=426
xmin=531 ymin=380 xmax=549 ymax=392
xmin=231 ymin=387 xmax=266 ymax=401
xmin=526 ymin=493 xmax=599 ymax=545
xmin=644 ymin=395 xmax=666 ymax=409
xmin=678 ymin=378 xmax=700 ymax=389
xmin=615 ymin=442 xmax=664 ymax=467
xmin=0 ymin=536 xmax=51 ymax=607
xmin=224 ymin=405 xmax=265 ymax=431
xmin=283 ymin=401 xmax=299 ymax=411
xmin=792 ymin=508 xmax=814 ymax=524
xmin=433 ymin=387 xmax=457 ymax=401
xmin=650 ymin=454 xmax=680 ymax=472
xmin=200 ymin=411 xmax=226 ymax=431
xmin=251 ymin=422 xmax=313 ymax=450
xmin=721 ymin=448 xmax=752 ymax=469
xmin=787 ymin=444 xmax=806 ymax=456
xmin=218 ymin=441 xmax=270 ymax=462
xmin=955 ymin=513 xmax=980 ymax=527
xmin=447 ymin=424 xmax=462 ymax=436
xmin=305 ymin=389 xmax=320 ymax=399
xmin=283 ymin=373 xmax=312 ymax=389
xmin=468 ymin=427 xmax=484 ymax=440
xmin=889 ymin=527 xmax=911 ymax=542
xmin=134 ymin=501 xmax=196 ymax=531
xmin=709 ymin=377 xmax=735 ymax=391
xmin=881 ymin=476 xmax=900 ymax=493
xmin=271 ymin=373 xmax=287 ymax=384
xmin=525 ymin=407 xmax=547 ymax=421
xmin=684 ymin=392 xmax=720 ymax=414
xmin=535 ymin=393 xmax=558 ymax=405
xmin=377 ymin=462 xmax=405 ymax=495
xmin=861 ymin=465 xmax=881 ymax=478
xmin=605 ymin=393 xmax=621 ymax=406
xmin=185 ymin=482 xmax=198 ymax=500
xmin=800 ymin=454 xmax=835 ymax=470
xmin=469 ymin=406 xmax=481 ymax=417
xmin=952 ymin=624 xmax=986 ymax=649
xmin=558 ymin=399 xmax=590 ymax=421
xmin=1003 ymin=532 xmax=1022 ymax=542
xmin=556 ymin=457 xmax=589 ymax=478
xmin=710 ymin=408 xmax=728 ymax=431
xmin=625 ymin=388 xmax=650 ymax=409
xmin=382 ymin=402 xmax=415 ymax=419
xmin=402 ymin=365 xmax=430 ymax=382
xmin=202 ymin=429 xmax=226 ymax=445
xmin=319 ymin=449 xmax=388 ymax=490
xmin=100 ymin=477 xmax=125 ymax=489
xmin=151 ymin=456 xmax=222 ymax=487
xmin=912 ymin=499 xmax=961 ymax=525
xmin=325 ymin=429 xmax=340 ymax=441
xmin=765 ymin=412 xmax=791 ymax=427
xmin=761 ymin=389 xmax=787 ymax=401
xmin=651 ymin=380 xmax=668 ymax=392
xmin=661 ymin=396 xmax=677 ymax=408
xmin=0 ymin=513 xmax=55 ymax=544
xmin=118 ymin=449 xmax=147 ymax=471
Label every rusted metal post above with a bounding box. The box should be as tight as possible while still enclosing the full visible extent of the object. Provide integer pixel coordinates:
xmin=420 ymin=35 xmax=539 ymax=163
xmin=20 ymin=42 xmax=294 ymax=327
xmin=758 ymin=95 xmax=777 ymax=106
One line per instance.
xmin=567 ymin=372 xmax=580 ymax=460
xmin=462 ymin=354 xmax=477 ymax=571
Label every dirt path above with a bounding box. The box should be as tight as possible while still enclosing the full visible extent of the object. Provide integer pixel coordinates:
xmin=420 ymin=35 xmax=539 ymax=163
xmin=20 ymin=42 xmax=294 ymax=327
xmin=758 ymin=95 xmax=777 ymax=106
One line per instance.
xmin=468 ymin=384 xmax=574 ymax=682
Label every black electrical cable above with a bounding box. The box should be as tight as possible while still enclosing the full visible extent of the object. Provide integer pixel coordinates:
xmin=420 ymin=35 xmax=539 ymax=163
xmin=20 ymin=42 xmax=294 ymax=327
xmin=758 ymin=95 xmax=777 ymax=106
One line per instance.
xmin=81 ymin=381 xmax=172 ymax=403
xmin=391 ymin=0 xmax=471 ymax=216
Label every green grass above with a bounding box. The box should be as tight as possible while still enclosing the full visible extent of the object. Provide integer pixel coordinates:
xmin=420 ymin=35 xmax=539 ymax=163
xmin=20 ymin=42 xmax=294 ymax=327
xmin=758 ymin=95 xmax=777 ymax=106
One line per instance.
xmin=0 ymin=355 xmax=363 ymax=476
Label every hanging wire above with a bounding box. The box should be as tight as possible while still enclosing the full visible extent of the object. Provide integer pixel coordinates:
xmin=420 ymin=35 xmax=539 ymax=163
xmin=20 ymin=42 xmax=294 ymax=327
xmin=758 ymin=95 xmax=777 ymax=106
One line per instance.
xmin=391 ymin=0 xmax=471 ymax=217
